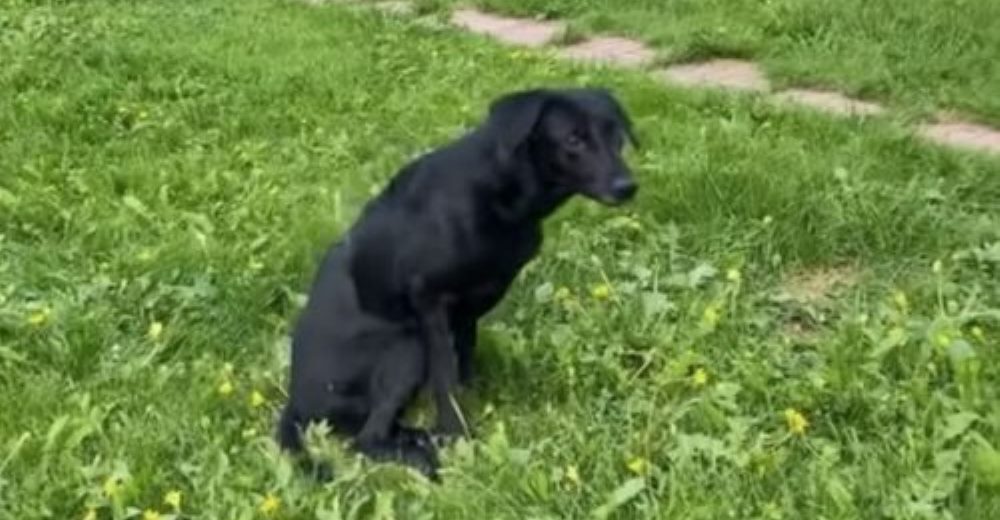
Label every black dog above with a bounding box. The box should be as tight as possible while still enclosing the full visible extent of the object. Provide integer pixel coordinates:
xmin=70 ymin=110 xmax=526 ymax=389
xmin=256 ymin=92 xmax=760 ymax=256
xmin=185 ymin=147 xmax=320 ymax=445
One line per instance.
xmin=277 ymin=87 xmax=639 ymax=479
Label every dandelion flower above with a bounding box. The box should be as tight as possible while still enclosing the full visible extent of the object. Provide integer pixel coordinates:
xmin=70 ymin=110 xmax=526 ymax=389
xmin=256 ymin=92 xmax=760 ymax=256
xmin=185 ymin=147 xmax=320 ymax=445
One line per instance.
xmin=701 ymin=304 xmax=721 ymax=328
xmin=626 ymin=456 xmax=649 ymax=476
xmin=691 ymin=367 xmax=708 ymax=387
xmin=565 ymin=465 xmax=581 ymax=487
xmin=591 ymin=283 xmax=611 ymax=301
xmin=164 ymin=490 xmax=182 ymax=510
xmin=971 ymin=326 xmax=985 ymax=341
xmin=934 ymin=332 xmax=952 ymax=349
xmin=259 ymin=493 xmax=281 ymax=516
xmin=218 ymin=380 xmax=234 ymax=397
xmin=147 ymin=321 xmax=164 ymax=341
xmin=142 ymin=510 xmax=161 ymax=520
xmin=892 ymin=290 xmax=908 ymax=311
xmin=784 ymin=408 xmax=809 ymax=435
xmin=27 ymin=307 xmax=50 ymax=327
xmin=102 ymin=476 xmax=122 ymax=498
xmin=726 ymin=268 xmax=741 ymax=283
xmin=250 ymin=390 xmax=266 ymax=408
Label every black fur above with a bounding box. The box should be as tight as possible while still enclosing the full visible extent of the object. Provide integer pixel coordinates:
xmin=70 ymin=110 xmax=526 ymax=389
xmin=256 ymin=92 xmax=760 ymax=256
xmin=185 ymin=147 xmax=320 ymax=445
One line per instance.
xmin=277 ymin=87 xmax=639 ymax=480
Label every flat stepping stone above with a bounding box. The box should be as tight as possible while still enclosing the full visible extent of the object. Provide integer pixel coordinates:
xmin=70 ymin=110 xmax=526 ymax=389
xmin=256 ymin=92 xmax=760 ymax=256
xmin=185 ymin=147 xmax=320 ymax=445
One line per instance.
xmin=372 ymin=1 xmax=413 ymax=15
xmin=657 ymin=59 xmax=769 ymax=92
xmin=450 ymin=8 xmax=563 ymax=48
xmin=772 ymin=89 xmax=884 ymax=116
xmin=918 ymin=121 xmax=1000 ymax=154
xmin=558 ymin=36 xmax=655 ymax=68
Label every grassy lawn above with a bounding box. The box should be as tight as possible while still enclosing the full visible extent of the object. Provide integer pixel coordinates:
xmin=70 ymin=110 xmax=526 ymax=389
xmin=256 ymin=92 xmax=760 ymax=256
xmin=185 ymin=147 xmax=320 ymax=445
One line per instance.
xmin=2 ymin=0 xmax=1000 ymax=518
xmin=457 ymin=0 xmax=1000 ymax=124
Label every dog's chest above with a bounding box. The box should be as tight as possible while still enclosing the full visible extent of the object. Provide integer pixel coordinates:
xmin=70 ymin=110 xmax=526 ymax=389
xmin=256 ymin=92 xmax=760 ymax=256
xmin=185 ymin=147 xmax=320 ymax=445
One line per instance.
xmin=457 ymin=226 xmax=541 ymax=305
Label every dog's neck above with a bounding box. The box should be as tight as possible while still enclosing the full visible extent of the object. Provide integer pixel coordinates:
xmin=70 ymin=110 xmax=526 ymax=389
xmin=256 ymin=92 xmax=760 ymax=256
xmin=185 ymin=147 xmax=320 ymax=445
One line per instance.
xmin=488 ymin=158 xmax=570 ymax=226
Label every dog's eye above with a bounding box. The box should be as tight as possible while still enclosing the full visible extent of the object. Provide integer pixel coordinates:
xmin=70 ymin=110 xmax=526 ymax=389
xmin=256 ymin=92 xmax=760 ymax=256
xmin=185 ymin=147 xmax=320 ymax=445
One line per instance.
xmin=564 ymin=133 xmax=584 ymax=149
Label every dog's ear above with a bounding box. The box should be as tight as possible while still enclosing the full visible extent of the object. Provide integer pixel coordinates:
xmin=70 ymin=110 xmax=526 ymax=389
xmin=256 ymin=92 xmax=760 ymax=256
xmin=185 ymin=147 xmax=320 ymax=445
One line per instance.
xmin=485 ymin=89 xmax=551 ymax=160
xmin=574 ymin=88 xmax=639 ymax=149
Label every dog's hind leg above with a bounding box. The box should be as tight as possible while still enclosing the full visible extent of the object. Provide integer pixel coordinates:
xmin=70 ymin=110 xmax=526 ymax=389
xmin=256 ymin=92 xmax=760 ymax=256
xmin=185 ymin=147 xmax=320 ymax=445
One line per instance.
xmin=277 ymin=405 xmax=305 ymax=453
xmin=277 ymin=405 xmax=335 ymax=481
xmin=353 ymin=337 xmax=438 ymax=478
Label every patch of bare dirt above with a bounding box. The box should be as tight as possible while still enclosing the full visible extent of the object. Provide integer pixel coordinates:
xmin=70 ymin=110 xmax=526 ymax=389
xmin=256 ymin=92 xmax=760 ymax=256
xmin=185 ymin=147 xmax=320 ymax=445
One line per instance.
xmin=780 ymin=264 xmax=862 ymax=305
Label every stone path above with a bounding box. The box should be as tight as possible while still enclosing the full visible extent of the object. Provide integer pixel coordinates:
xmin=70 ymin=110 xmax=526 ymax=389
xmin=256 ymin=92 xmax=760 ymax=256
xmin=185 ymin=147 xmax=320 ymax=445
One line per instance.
xmin=657 ymin=59 xmax=770 ymax=92
xmin=323 ymin=2 xmax=1000 ymax=156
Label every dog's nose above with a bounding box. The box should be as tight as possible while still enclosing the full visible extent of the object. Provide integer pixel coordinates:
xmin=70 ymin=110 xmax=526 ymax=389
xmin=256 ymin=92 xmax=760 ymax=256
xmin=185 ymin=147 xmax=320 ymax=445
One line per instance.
xmin=610 ymin=178 xmax=638 ymax=202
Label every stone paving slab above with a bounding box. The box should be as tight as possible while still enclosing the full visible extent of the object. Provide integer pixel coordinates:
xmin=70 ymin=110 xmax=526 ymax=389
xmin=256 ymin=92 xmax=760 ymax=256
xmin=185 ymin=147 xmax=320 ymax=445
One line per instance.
xmin=558 ymin=36 xmax=656 ymax=68
xmin=372 ymin=1 xmax=413 ymax=15
xmin=772 ymin=89 xmax=884 ymax=117
xmin=657 ymin=59 xmax=770 ymax=92
xmin=917 ymin=121 xmax=1000 ymax=154
xmin=450 ymin=8 xmax=563 ymax=48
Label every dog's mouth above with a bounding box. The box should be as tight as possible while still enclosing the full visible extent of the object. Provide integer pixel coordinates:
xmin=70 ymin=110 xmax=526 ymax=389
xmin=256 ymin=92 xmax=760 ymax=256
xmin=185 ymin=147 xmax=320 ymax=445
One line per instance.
xmin=584 ymin=182 xmax=638 ymax=206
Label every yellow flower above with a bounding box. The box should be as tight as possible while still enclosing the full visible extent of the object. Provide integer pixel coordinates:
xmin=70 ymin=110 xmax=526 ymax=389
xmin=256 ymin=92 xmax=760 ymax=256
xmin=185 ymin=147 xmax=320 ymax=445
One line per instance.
xmin=142 ymin=510 xmax=161 ymax=520
xmin=164 ymin=490 xmax=182 ymax=510
xmin=259 ymin=493 xmax=281 ymax=516
xmin=222 ymin=363 xmax=234 ymax=375
xmin=136 ymin=249 xmax=155 ymax=262
xmin=934 ymin=332 xmax=952 ymax=349
xmin=691 ymin=367 xmax=709 ymax=387
xmin=701 ymin=304 xmax=721 ymax=328
xmin=102 ymin=476 xmax=122 ymax=498
xmin=892 ymin=290 xmax=908 ymax=311
xmin=250 ymin=390 xmax=266 ymax=408
xmin=564 ymin=465 xmax=581 ymax=487
xmin=27 ymin=307 xmax=51 ymax=326
xmin=147 ymin=321 xmax=164 ymax=341
xmin=784 ymin=408 xmax=809 ymax=435
xmin=590 ymin=283 xmax=611 ymax=301
xmin=726 ymin=268 xmax=741 ymax=283
xmin=971 ymin=326 xmax=985 ymax=341
xmin=626 ymin=456 xmax=649 ymax=476
xmin=82 ymin=509 xmax=97 ymax=520
xmin=218 ymin=380 xmax=234 ymax=397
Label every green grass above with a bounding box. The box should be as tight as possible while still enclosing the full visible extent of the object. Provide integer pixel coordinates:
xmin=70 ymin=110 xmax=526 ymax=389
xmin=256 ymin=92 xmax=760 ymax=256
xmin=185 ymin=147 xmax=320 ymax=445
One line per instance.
xmin=454 ymin=0 xmax=1000 ymax=125
xmin=2 ymin=0 xmax=1000 ymax=518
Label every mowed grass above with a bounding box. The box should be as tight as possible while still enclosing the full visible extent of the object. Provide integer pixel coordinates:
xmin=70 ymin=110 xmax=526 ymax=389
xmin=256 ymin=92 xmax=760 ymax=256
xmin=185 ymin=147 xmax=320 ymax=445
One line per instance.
xmin=2 ymin=0 xmax=1000 ymax=518
xmin=456 ymin=0 xmax=1000 ymax=124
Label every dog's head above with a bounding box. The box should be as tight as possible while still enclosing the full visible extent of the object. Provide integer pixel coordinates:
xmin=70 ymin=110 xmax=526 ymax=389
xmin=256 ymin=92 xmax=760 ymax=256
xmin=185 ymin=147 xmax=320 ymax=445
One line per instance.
xmin=486 ymin=88 xmax=639 ymax=205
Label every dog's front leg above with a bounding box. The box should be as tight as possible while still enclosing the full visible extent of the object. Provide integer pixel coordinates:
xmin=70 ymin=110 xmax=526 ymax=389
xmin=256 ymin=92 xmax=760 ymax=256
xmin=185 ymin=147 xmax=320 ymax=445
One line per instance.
xmin=451 ymin=313 xmax=477 ymax=385
xmin=411 ymin=284 xmax=467 ymax=438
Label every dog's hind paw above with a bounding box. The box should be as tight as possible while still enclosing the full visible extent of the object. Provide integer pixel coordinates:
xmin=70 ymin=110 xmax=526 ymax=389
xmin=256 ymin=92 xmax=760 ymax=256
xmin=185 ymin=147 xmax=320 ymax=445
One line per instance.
xmin=430 ymin=432 xmax=464 ymax=450
xmin=296 ymin=458 xmax=335 ymax=483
